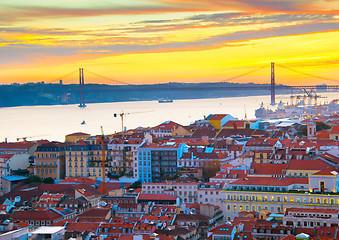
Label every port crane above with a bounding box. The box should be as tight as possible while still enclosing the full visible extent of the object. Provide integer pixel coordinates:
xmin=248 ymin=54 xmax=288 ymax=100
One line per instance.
xmin=114 ymin=110 xmax=154 ymax=132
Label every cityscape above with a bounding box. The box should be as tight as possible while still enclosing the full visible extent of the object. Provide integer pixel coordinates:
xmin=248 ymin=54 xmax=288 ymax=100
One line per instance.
xmin=1 ymin=0 xmax=339 ymax=240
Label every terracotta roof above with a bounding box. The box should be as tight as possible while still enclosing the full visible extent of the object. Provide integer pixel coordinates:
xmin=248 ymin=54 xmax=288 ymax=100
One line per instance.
xmin=66 ymin=222 xmax=101 ymax=232
xmin=230 ymin=177 xmax=308 ymax=186
xmin=180 ymin=148 xmax=227 ymax=160
xmin=250 ymin=163 xmax=288 ymax=176
xmin=312 ymin=169 xmax=338 ymax=176
xmin=228 ymin=145 xmax=243 ymax=151
xmin=285 ymin=208 xmax=339 ymax=216
xmin=209 ymin=114 xmax=228 ymax=121
xmin=209 ymin=223 xmax=233 ymax=235
xmin=245 ymin=138 xmax=279 ymax=147
xmin=11 ymin=209 xmax=63 ymax=221
xmin=65 ymin=132 xmax=90 ymax=137
xmin=216 ymin=129 xmax=269 ymax=138
xmin=78 ymin=208 xmax=110 ymax=219
xmin=319 ymin=153 xmax=339 ymax=164
xmin=98 ymin=182 xmax=131 ymax=193
xmin=223 ymin=120 xmax=247 ymax=128
xmin=138 ymin=193 xmax=177 ymax=201
xmin=151 ymin=121 xmax=183 ymax=131
xmin=287 ymin=159 xmax=335 ymax=171
xmin=118 ymin=234 xmax=174 ymax=240
xmin=191 ymin=128 xmax=218 ymax=138
xmin=0 ymin=142 xmax=35 ymax=150
xmin=0 ymin=154 xmax=14 ymax=159
xmin=329 ymin=125 xmax=339 ymax=134
xmin=59 ymin=177 xmax=96 ymax=185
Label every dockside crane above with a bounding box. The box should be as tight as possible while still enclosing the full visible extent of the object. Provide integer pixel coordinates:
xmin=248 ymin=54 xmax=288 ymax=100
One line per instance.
xmin=100 ymin=126 xmax=106 ymax=195
xmin=114 ymin=110 xmax=154 ymax=132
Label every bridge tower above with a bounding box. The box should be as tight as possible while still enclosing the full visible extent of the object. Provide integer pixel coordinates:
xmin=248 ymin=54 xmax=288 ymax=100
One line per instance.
xmin=270 ymin=62 xmax=275 ymax=105
xmin=78 ymin=68 xmax=86 ymax=108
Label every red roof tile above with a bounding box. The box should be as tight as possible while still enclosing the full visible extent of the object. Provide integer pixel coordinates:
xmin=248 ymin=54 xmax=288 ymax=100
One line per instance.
xmin=138 ymin=193 xmax=177 ymax=201
xmin=287 ymin=159 xmax=335 ymax=171
xmin=11 ymin=209 xmax=63 ymax=221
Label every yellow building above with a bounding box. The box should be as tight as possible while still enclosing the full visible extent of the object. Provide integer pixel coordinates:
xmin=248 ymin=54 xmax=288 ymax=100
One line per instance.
xmin=34 ymin=143 xmax=65 ymax=180
xmin=65 ymin=142 xmax=108 ymax=179
xmin=208 ymin=114 xmax=236 ymax=130
xmin=65 ymin=132 xmax=90 ymax=143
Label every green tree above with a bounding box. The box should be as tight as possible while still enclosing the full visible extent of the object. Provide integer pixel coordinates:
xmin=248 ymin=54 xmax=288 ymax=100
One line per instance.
xmin=27 ymin=175 xmax=42 ymax=183
xmin=130 ymin=180 xmax=141 ymax=189
xmin=42 ymin=177 xmax=55 ymax=184
xmin=316 ymin=122 xmax=331 ymax=131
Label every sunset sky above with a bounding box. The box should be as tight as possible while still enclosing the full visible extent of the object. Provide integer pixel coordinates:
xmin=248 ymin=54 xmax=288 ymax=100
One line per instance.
xmin=1 ymin=0 xmax=339 ymax=85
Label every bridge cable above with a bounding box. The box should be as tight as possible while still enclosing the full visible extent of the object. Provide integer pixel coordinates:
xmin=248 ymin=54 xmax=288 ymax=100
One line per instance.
xmin=276 ymin=63 xmax=338 ymax=83
xmin=84 ymin=69 xmax=131 ymax=85
xmin=216 ymin=65 xmax=267 ymax=83
xmin=49 ymin=70 xmax=78 ymax=84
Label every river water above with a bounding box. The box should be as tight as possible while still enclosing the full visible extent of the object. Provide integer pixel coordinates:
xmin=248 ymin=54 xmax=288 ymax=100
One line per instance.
xmin=0 ymin=92 xmax=337 ymax=142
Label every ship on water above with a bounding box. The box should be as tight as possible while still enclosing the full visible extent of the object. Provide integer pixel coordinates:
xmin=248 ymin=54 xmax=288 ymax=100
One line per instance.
xmin=158 ymin=98 xmax=173 ymax=103
xmin=255 ymin=99 xmax=339 ymax=120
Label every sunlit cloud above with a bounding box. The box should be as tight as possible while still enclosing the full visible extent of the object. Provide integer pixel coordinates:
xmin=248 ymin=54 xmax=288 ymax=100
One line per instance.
xmin=0 ymin=0 xmax=338 ymax=84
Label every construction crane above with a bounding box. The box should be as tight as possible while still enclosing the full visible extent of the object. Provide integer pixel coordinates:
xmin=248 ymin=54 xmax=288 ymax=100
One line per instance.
xmin=100 ymin=126 xmax=106 ymax=196
xmin=114 ymin=110 xmax=154 ymax=132
xmin=16 ymin=134 xmax=49 ymax=141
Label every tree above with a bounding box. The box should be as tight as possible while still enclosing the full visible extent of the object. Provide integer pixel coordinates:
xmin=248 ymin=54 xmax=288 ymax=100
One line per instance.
xmin=27 ymin=175 xmax=42 ymax=183
xmin=130 ymin=180 xmax=141 ymax=189
xmin=316 ymin=122 xmax=331 ymax=131
xmin=42 ymin=177 xmax=54 ymax=184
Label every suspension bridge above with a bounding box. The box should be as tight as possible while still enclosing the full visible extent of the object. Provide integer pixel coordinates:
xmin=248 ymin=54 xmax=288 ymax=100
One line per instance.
xmin=47 ymin=62 xmax=339 ymax=107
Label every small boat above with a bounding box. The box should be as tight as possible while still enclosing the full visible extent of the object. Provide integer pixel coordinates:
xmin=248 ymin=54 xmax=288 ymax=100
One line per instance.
xmin=158 ymin=98 xmax=173 ymax=103
xmin=81 ymin=121 xmax=86 ymax=125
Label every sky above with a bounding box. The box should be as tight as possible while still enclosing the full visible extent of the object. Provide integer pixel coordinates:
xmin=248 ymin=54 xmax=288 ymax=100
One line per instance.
xmin=0 ymin=0 xmax=339 ymax=85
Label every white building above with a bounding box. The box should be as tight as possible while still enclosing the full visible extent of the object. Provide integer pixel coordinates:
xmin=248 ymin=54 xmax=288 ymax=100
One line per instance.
xmin=142 ymin=181 xmax=198 ymax=203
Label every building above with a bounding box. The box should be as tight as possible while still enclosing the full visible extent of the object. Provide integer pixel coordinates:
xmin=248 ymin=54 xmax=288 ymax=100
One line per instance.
xmin=137 ymin=141 xmax=188 ymax=183
xmin=197 ymin=182 xmax=224 ymax=207
xmin=142 ymin=182 xmax=198 ymax=203
xmin=178 ymin=147 xmax=227 ymax=169
xmin=65 ymin=132 xmax=90 ymax=143
xmin=11 ymin=209 xmax=64 ymax=226
xmin=283 ymin=208 xmax=339 ymax=228
xmin=222 ymin=189 xmax=339 ymax=221
xmin=29 ymin=226 xmax=65 ymax=240
xmin=108 ymin=137 xmax=143 ymax=178
xmin=65 ymin=142 xmax=108 ymax=179
xmin=207 ymin=114 xmax=236 ymax=130
xmin=34 ymin=143 xmax=66 ymax=180
xmin=148 ymin=121 xmax=183 ymax=138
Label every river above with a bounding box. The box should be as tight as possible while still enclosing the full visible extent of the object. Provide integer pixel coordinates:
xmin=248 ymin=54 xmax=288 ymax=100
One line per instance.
xmin=0 ymin=92 xmax=337 ymax=142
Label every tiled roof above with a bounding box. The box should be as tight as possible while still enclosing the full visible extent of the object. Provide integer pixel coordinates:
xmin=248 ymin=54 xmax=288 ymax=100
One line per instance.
xmin=138 ymin=193 xmax=177 ymax=201
xmin=216 ymin=129 xmax=269 ymax=138
xmin=285 ymin=208 xmax=339 ymax=216
xmin=250 ymin=163 xmax=288 ymax=176
xmin=180 ymin=148 xmax=227 ymax=160
xmin=287 ymin=159 xmax=335 ymax=171
xmin=223 ymin=120 xmax=246 ymax=128
xmin=11 ymin=209 xmax=63 ymax=221
xmin=209 ymin=223 xmax=233 ymax=235
xmin=65 ymin=132 xmax=90 ymax=137
xmin=77 ymin=208 xmax=110 ymax=218
xmin=0 ymin=141 xmax=35 ymax=150
xmin=66 ymin=222 xmax=101 ymax=232
xmin=209 ymin=114 xmax=228 ymax=121
xmin=319 ymin=153 xmax=339 ymax=164
xmin=230 ymin=177 xmax=308 ymax=186
xmin=59 ymin=177 xmax=96 ymax=185
xmin=312 ymin=169 xmax=338 ymax=176
xmin=228 ymin=145 xmax=243 ymax=151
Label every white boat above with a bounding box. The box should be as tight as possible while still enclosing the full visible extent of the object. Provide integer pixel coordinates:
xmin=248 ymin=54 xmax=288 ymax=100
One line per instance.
xmin=158 ymin=98 xmax=173 ymax=103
